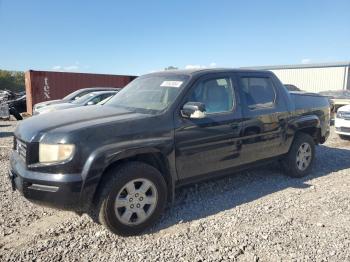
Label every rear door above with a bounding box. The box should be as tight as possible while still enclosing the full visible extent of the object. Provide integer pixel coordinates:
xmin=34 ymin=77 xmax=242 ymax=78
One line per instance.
xmin=237 ymin=72 xmax=290 ymax=162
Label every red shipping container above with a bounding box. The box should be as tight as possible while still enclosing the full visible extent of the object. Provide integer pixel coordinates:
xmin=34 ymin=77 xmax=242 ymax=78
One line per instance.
xmin=25 ymin=70 xmax=137 ymax=114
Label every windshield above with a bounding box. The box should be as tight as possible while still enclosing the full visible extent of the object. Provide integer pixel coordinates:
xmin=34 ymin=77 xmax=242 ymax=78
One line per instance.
xmin=98 ymin=95 xmax=114 ymax=105
xmin=63 ymin=90 xmax=87 ymax=100
xmin=71 ymin=93 xmax=95 ymax=104
xmin=106 ymin=74 xmax=190 ymax=112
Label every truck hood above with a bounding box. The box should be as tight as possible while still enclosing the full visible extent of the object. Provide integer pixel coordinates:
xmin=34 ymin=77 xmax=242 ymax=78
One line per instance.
xmin=15 ymin=105 xmax=151 ymax=142
xmin=34 ymin=99 xmax=64 ymax=108
xmin=36 ymin=102 xmax=81 ymax=114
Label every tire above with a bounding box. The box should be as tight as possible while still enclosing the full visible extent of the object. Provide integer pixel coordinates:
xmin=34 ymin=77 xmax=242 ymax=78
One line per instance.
xmin=94 ymin=161 xmax=167 ymax=236
xmin=282 ymin=133 xmax=315 ymax=178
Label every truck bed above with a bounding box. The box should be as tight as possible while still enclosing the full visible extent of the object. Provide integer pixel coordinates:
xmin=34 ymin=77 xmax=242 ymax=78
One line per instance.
xmin=289 ymin=91 xmax=329 ymax=111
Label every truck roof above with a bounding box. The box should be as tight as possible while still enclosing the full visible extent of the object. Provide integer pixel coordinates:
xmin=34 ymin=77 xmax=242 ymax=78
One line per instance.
xmin=146 ymin=68 xmax=272 ymax=77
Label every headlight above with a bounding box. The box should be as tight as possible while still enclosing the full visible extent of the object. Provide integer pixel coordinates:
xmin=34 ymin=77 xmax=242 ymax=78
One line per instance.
xmin=39 ymin=144 xmax=75 ymax=163
xmin=34 ymin=104 xmax=46 ymax=110
xmin=38 ymin=107 xmax=55 ymax=114
xmin=336 ymin=111 xmax=343 ymax=119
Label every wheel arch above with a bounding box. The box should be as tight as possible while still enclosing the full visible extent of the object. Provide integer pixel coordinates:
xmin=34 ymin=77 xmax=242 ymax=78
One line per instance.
xmin=296 ymin=126 xmax=321 ymax=144
xmin=90 ymin=148 xmax=174 ymax=207
xmin=290 ymin=115 xmax=322 ymax=144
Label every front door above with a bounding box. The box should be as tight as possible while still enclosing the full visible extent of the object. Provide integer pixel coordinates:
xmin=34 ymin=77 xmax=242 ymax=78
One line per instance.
xmin=174 ymin=74 xmax=244 ymax=180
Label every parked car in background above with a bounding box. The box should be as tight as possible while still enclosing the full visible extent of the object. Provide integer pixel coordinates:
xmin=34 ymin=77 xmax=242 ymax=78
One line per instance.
xmin=0 ymin=89 xmax=24 ymax=102
xmin=33 ymin=87 xmax=121 ymax=113
xmin=0 ymin=90 xmax=26 ymax=120
xmin=10 ymin=69 xmax=330 ymax=236
xmin=0 ymin=89 xmax=18 ymax=102
xmin=34 ymin=91 xmax=118 ymax=115
xmin=7 ymin=94 xmax=26 ymax=120
xmin=335 ymin=104 xmax=350 ymax=139
xmin=319 ymin=90 xmax=350 ymax=115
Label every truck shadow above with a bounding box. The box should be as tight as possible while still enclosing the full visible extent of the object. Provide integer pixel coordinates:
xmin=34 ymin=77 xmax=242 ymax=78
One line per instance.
xmin=150 ymin=145 xmax=350 ymax=233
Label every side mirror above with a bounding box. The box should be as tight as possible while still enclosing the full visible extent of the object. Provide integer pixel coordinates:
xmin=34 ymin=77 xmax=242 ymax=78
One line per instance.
xmin=181 ymin=102 xmax=206 ymax=119
xmin=86 ymin=101 xmax=95 ymax=105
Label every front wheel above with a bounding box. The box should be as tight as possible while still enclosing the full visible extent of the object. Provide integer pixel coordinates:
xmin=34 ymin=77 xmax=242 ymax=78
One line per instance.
xmin=94 ymin=162 xmax=167 ymax=236
xmin=282 ymin=133 xmax=315 ymax=178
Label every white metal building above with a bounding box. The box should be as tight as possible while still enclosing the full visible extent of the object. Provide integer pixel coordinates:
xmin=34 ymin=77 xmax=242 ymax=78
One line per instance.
xmin=245 ymin=61 xmax=350 ymax=93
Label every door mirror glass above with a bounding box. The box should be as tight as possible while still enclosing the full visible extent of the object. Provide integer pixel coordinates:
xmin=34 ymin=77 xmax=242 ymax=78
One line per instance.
xmin=181 ymin=102 xmax=206 ymax=119
xmin=86 ymin=101 xmax=95 ymax=105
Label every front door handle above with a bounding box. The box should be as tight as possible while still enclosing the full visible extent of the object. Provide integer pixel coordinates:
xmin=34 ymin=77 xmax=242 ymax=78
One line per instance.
xmin=231 ymin=123 xmax=240 ymax=130
xmin=278 ymin=117 xmax=286 ymax=124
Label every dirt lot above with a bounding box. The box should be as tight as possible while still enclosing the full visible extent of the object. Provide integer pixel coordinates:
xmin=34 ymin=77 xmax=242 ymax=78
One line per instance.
xmin=1 ymin=119 xmax=350 ymax=261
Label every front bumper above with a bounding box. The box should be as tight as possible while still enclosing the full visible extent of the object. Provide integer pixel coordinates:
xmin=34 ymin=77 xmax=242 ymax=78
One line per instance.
xmin=335 ymin=117 xmax=350 ymax=136
xmin=9 ymin=151 xmax=84 ymax=210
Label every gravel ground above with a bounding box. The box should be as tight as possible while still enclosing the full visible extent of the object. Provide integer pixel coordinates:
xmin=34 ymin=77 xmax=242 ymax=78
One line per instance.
xmin=1 ymin=119 xmax=350 ymax=261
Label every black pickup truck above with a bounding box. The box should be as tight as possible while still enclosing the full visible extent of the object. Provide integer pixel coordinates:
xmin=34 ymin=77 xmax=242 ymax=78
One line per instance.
xmin=9 ymin=69 xmax=330 ymax=235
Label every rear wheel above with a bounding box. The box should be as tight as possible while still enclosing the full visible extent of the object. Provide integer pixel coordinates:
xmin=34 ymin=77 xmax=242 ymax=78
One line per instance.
xmin=94 ymin=162 xmax=167 ymax=236
xmin=282 ymin=133 xmax=315 ymax=178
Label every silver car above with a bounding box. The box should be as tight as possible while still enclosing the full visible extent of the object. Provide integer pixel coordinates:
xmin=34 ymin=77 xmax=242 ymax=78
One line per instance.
xmin=33 ymin=87 xmax=120 ymax=113
xmin=34 ymin=91 xmax=118 ymax=115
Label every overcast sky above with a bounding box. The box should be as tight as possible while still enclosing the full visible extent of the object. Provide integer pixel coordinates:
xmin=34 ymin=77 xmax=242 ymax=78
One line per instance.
xmin=0 ymin=0 xmax=349 ymax=75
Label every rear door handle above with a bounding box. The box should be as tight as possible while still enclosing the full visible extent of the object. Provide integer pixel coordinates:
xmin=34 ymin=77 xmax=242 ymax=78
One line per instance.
xmin=231 ymin=123 xmax=240 ymax=130
xmin=278 ymin=117 xmax=286 ymax=124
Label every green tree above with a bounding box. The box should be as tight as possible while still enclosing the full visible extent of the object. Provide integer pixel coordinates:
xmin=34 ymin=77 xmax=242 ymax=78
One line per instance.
xmin=0 ymin=70 xmax=25 ymax=92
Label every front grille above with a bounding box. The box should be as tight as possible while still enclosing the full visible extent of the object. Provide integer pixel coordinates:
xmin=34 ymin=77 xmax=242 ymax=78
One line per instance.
xmin=338 ymin=112 xmax=350 ymax=120
xmin=15 ymin=138 xmax=27 ymax=161
xmin=339 ymin=127 xmax=350 ymax=133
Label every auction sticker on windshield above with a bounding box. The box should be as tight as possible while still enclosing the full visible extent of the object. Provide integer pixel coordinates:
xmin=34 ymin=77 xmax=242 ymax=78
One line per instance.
xmin=160 ymin=81 xmax=183 ymax=88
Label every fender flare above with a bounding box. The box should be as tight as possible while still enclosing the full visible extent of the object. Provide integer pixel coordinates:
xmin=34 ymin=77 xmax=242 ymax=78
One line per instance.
xmin=79 ymin=144 xmax=176 ymax=209
xmin=289 ymin=114 xmax=321 ymax=131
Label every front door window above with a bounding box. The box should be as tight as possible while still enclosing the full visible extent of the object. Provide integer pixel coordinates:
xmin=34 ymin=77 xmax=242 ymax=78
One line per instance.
xmin=188 ymin=77 xmax=235 ymax=114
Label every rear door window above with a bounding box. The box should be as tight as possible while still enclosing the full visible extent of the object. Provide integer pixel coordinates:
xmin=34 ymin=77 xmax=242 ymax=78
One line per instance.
xmin=240 ymin=77 xmax=276 ymax=109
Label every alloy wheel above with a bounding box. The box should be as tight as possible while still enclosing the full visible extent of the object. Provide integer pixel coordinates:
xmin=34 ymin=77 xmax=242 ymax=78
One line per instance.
xmin=296 ymin=142 xmax=312 ymax=171
xmin=114 ymin=178 xmax=158 ymax=225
